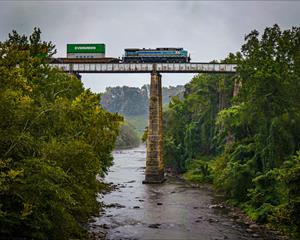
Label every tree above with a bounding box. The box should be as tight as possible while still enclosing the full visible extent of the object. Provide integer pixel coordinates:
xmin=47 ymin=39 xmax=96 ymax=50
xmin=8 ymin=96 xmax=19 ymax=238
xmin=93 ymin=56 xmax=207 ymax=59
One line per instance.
xmin=164 ymin=24 xmax=300 ymax=237
xmin=214 ymin=24 xmax=300 ymax=236
xmin=163 ymin=72 xmax=235 ymax=173
xmin=0 ymin=28 xmax=122 ymax=239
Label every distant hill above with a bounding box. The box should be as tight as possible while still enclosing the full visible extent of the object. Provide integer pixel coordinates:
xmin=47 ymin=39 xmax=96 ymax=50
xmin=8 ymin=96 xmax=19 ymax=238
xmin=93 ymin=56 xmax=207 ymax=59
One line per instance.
xmin=101 ymin=84 xmax=184 ymax=117
xmin=101 ymin=84 xmax=184 ymax=148
xmin=101 ymin=86 xmax=149 ymax=116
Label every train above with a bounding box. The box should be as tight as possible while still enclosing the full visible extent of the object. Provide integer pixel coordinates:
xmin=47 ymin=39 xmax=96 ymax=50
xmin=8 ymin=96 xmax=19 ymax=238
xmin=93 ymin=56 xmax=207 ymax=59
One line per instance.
xmin=65 ymin=44 xmax=191 ymax=63
xmin=123 ymin=48 xmax=190 ymax=63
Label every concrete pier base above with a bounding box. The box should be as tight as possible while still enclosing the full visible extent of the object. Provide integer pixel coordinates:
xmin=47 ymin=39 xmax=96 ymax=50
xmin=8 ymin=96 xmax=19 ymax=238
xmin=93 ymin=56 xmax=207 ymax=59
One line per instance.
xmin=143 ymin=71 xmax=165 ymax=184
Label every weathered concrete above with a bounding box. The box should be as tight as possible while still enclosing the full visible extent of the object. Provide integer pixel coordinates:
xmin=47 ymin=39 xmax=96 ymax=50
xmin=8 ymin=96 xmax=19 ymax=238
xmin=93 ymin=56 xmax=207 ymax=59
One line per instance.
xmin=143 ymin=71 xmax=165 ymax=184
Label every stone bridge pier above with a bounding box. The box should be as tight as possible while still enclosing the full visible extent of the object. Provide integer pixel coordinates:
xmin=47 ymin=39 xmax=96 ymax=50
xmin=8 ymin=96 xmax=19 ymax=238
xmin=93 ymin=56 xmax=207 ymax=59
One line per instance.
xmin=143 ymin=71 xmax=165 ymax=184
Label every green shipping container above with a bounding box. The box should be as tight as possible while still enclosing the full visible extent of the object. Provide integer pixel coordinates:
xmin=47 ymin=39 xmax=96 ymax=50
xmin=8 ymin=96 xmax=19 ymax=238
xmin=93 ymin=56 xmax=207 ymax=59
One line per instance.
xmin=67 ymin=44 xmax=105 ymax=54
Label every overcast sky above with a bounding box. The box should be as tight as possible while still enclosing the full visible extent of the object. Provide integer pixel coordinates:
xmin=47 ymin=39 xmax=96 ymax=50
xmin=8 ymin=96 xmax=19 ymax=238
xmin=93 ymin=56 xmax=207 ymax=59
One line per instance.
xmin=1 ymin=1 xmax=299 ymax=92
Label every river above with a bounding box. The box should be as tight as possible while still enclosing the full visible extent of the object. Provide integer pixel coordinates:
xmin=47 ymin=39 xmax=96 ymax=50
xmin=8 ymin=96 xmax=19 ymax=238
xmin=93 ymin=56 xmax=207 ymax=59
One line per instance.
xmin=89 ymin=145 xmax=282 ymax=240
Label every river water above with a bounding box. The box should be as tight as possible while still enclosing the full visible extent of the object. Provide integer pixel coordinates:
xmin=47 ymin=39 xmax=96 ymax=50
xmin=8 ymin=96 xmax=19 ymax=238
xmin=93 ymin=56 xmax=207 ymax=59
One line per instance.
xmin=90 ymin=146 xmax=276 ymax=240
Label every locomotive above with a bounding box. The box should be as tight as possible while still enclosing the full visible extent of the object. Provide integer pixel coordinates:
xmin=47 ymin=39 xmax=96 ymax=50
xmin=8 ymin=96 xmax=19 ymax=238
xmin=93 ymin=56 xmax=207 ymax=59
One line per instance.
xmin=123 ymin=48 xmax=190 ymax=63
xmin=65 ymin=44 xmax=191 ymax=63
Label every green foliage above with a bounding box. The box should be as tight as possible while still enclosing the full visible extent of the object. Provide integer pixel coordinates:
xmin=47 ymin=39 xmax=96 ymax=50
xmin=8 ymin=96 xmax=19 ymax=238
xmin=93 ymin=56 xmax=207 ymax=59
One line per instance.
xmin=115 ymin=122 xmax=140 ymax=149
xmin=213 ymin=147 xmax=256 ymax=202
xmin=163 ymin=73 xmax=235 ymax=173
xmin=270 ymin=152 xmax=300 ymax=238
xmin=214 ymin=25 xmax=300 ymax=237
xmin=183 ymin=158 xmax=213 ymax=183
xmin=0 ymin=28 xmax=122 ymax=239
xmin=164 ymin=24 xmax=300 ymax=238
xmin=141 ymin=126 xmax=148 ymax=143
xmin=164 ymin=135 xmax=185 ymax=173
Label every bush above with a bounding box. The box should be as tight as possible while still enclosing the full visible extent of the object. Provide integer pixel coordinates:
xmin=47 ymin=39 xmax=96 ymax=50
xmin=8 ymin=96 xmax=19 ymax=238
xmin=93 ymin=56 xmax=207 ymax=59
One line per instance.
xmin=184 ymin=158 xmax=213 ymax=183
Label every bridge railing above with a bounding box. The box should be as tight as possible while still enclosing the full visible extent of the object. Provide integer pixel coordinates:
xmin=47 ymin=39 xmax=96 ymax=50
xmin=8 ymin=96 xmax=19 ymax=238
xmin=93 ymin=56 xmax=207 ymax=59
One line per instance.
xmin=49 ymin=63 xmax=237 ymax=73
xmin=156 ymin=63 xmax=236 ymax=72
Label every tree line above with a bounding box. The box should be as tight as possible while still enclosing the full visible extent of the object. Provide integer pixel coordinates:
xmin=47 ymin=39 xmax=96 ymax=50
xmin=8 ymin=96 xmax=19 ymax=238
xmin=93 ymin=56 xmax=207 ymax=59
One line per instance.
xmin=164 ymin=24 xmax=300 ymax=238
xmin=0 ymin=28 xmax=122 ymax=239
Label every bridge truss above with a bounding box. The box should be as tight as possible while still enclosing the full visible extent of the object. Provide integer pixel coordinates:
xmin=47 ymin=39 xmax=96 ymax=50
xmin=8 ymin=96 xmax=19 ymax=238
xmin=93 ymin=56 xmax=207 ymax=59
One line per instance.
xmin=49 ymin=62 xmax=236 ymax=74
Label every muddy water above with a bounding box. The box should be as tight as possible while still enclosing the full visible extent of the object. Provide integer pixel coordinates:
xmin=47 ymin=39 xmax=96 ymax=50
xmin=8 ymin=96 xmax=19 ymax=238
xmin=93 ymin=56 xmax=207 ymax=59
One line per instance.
xmin=90 ymin=146 xmax=269 ymax=240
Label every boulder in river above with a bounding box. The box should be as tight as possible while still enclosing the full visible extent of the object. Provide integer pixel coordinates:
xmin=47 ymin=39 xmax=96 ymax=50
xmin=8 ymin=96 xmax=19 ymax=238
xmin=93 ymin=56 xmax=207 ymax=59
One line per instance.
xmin=99 ymin=224 xmax=110 ymax=229
xmin=148 ymin=223 xmax=161 ymax=228
xmin=209 ymin=204 xmax=225 ymax=209
xmin=105 ymin=203 xmax=125 ymax=208
xmin=249 ymin=224 xmax=259 ymax=230
xmin=125 ymin=180 xmax=136 ymax=183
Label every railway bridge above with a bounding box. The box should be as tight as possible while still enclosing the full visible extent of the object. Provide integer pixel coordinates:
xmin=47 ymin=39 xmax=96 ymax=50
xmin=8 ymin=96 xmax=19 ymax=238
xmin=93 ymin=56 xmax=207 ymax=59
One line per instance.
xmin=49 ymin=60 xmax=237 ymax=183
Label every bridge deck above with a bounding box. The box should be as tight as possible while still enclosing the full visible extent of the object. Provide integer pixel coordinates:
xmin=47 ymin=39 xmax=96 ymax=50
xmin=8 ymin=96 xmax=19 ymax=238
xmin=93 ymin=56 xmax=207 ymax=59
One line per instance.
xmin=49 ymin=62 xmax=236 ymax=73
